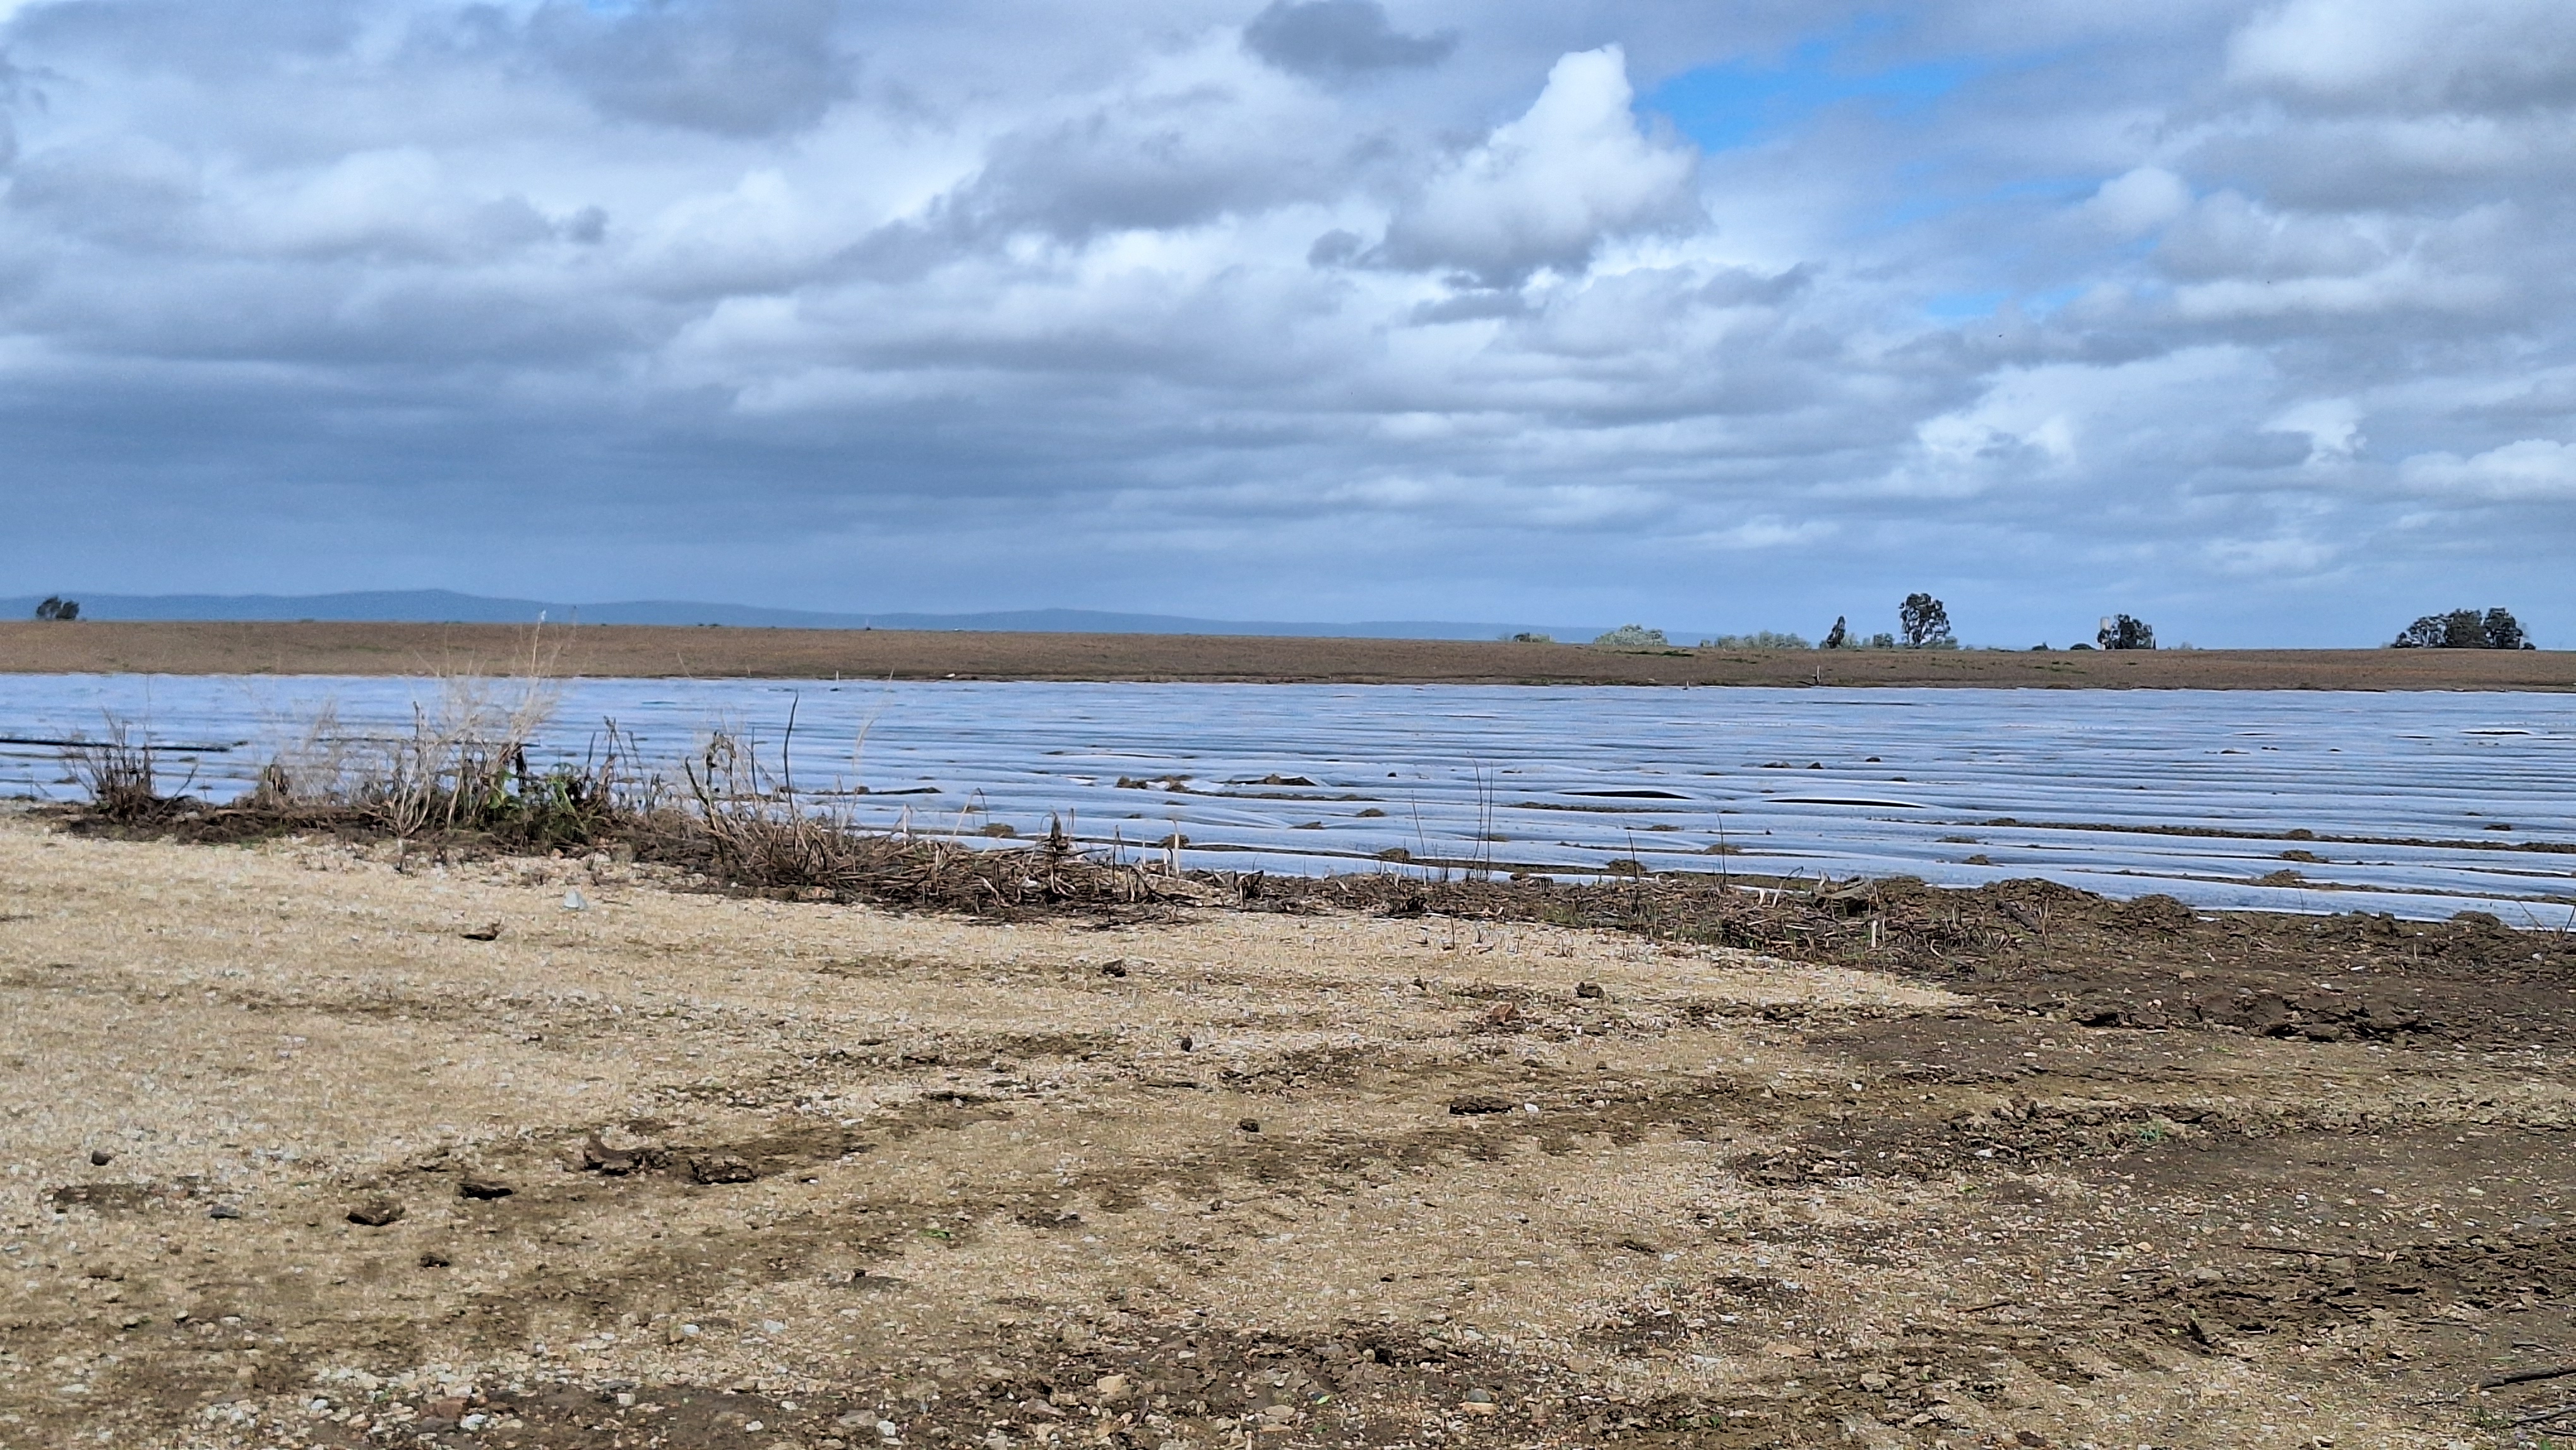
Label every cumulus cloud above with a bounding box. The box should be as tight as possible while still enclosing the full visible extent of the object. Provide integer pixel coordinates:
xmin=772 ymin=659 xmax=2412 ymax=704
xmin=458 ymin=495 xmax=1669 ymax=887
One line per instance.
xmin=1377 ymin=47 xmax=1701 ymax=282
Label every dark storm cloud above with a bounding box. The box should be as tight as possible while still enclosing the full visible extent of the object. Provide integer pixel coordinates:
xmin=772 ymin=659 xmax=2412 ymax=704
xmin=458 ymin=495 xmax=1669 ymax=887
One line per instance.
xmin=1242 ymin=0 xmax=1455 ymax=80
xmin=0 ymin=0 xmax=2570 ymax=644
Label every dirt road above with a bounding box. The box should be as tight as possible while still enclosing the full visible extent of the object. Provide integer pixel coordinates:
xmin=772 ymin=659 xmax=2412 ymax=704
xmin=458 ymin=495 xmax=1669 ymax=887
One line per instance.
xmin=4 ymin=810 xmax=2572 ymax=1448
xmin=4 ymin=620 xmax=2572 ymax=688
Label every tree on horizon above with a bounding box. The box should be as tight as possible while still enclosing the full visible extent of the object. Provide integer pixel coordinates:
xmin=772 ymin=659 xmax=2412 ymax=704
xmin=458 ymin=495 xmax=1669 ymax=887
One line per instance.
xmin=2098 ymin=614 xmax=2156 ymax=650
xmin=1898 ymin=594 xmax=1952 ymax=648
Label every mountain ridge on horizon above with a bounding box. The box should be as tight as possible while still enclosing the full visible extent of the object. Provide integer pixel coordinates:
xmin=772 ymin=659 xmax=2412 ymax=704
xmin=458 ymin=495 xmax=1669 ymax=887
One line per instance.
xmin=2 ymin=589 xmax=1681 ymax=644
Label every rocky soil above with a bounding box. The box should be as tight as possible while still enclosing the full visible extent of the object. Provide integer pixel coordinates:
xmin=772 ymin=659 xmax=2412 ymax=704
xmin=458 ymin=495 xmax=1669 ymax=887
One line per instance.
xmin=4 ymin=807 xmax=2573 ymax=1449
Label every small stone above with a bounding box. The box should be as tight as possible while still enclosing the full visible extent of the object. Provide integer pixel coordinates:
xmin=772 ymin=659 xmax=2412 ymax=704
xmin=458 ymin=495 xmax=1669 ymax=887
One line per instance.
xmin=1574 ymin=981 xmax=1605 ymax=1000
xmin=208 ymin=1203 xmax=244 ymax=1220
xmin=1445 ymin=1093 xmax=1513 ymax=1116
xmin=457 ymin=1176 xmax=513 ymax=1201
xmin=348 ymin=1197 xmax=406 ymax=1227
xmin=1094 ymin=1373 xmax=1129 ymax=1400
xmin=1099 ymin=959 xmax=1129 ymax=978
xmin=562 ymin=889 xmax=589 ymax=911
xmin=424 ymin=1398 xmax=467 ymax=1420
xmin=462 ymin=923 xmax=502 ymax=941
xmin=1237 ymin=1118 xmax=1261 ymax=1134
xmin=88 ymin=1149 xmax=114 ymax=1167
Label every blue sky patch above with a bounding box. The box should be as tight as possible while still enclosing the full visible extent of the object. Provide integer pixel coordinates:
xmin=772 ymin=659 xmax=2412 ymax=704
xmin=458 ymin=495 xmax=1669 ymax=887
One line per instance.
xmin=1645 ymin=41 xmax=1978 ymax=152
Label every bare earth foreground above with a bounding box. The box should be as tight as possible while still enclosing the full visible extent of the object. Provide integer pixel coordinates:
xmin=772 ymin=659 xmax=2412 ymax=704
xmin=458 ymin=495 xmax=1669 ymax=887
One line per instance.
xmin=3 ymin=621 xmax=2573 ymax=688
xmin=8 ymin=810 xmax=2576 ymax=1450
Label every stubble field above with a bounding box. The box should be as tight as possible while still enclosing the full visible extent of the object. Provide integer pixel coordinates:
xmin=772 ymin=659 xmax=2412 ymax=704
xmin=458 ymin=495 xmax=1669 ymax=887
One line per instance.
xmin=6 ymin=808 xmax=2576 ymax=1450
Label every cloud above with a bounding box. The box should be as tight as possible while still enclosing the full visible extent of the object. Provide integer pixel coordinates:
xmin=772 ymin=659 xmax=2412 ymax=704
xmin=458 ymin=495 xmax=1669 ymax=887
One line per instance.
xmin=2400 ymin=438 xmax=2576 ymax=498
xmin=1694 ymin=517 xmax=1835 ymax=550
xmin=2143 ymin=191 xmax=2517 ymax=321
xmin=2265 ymin=398 xmax=2363 ymax=462
xmin=2203 ymin=533 xmax=2341 ymax=576
xmin=524 ymin=0 xmax=856 ymax=136
xmin=2080 ymin=166 xmax=2189 ymax=237
xmin=1377 ymin=47 xmax=1701 ymax=282
xmin=1243 ymin=0 xmax=1455 ymax=80
xmin=920 ymin=51 xmax=1352 ymax=245
xmin=2228 ymin=0 xmax=2576 ymax=114
xmin=0 ymin=2 xmax=2572 ymax=644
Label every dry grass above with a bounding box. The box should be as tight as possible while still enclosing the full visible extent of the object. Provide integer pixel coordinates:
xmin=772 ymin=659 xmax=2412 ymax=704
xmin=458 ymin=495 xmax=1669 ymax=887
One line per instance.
xmin=64 ymin=721 xmax=171 ymax=822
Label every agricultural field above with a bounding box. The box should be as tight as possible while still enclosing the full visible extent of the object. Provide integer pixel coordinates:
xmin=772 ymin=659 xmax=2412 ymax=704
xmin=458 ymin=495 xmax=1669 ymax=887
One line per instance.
xmin=6 ymin=807 xmax=2576 ymax=1449
xmin=9 ymin=676 xmax=2573 ymax=922
xmin=2 ymin=621 xmax=2572 ymax=690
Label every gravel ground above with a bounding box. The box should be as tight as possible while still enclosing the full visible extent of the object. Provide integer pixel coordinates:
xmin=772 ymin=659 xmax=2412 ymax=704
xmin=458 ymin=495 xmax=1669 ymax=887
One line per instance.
xmin=4 ymin=805 xmax=2570 ymax=1449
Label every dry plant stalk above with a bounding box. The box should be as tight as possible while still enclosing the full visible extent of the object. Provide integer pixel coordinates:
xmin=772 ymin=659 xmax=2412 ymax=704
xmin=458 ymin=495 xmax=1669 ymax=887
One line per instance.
xmin=66 ymin=721 xmax=167 ymax=821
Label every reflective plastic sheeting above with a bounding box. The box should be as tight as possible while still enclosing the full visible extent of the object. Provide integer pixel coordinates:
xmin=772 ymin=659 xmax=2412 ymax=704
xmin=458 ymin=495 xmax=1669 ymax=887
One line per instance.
xmin=3 ymin=675 xmax=2570 ymax=922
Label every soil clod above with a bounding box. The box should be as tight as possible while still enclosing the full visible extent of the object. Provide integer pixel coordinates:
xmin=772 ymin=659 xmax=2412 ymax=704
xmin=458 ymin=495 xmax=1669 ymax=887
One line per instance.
xmin=686 ymin=1153 xmax=757 ymax=1185
xmin=347 ymin=1197 xmax=405 ymax=1226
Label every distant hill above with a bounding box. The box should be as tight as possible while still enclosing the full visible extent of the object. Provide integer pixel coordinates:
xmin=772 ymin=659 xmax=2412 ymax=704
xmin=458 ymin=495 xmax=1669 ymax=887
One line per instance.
xmin=0 ymin=589 xmax=1660 ymax=642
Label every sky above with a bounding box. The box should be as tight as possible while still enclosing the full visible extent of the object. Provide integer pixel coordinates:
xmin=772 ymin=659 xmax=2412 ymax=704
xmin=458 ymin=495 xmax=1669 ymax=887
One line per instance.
xmin=2 ymin=0 xmax=2573 ymax=646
